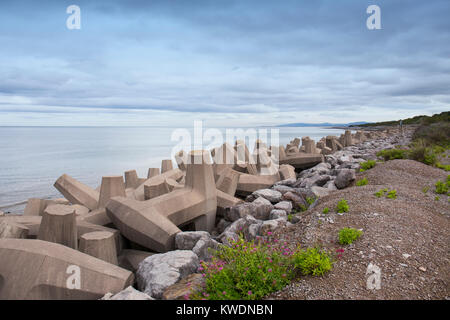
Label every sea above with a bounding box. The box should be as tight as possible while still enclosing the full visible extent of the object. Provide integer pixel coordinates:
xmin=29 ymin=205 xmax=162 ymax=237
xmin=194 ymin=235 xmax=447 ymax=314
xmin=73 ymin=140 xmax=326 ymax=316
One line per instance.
xmin=0 ymin=126 xmax=346 ymax=213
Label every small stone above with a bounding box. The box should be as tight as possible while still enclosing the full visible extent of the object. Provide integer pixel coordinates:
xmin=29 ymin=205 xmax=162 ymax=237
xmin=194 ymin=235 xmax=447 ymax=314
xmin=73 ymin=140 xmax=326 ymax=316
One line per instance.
xmin=419 ymin=267 xmax=427 ymax=272
xmin=101 ymin=286 xmax=154 ymax=300
xmin=402 ymin=253 xmax=411 ymax=259
xmin=252 ymin=189 xmax=282 ymax=203
xmin=274 ymin=201 xmax=293 ymax=213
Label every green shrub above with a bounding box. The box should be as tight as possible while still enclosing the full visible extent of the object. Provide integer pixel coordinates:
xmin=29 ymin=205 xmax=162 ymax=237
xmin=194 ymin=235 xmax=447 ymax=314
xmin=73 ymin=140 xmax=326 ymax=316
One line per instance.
xmin=408 ymin=139 xmax=439 ymax=166
xmin=387 ymin=189 xmax=397 ymax=199
xmin=356 ymin=177 xmax=368 ymax=186
xmin=192 ymin=238 xmax=293 ymax=300
xmin=374 ymin=188 xmax=388 ymax=198
xmin=422 ymin=186 xmax=429 ymax=194
xmin=293 ymin=247 xmax=333 ymax=276
xmin=437 ymin=163 xmax=450 ymax=171
xmin=287 ymin=214 xmax=293 ymax=222
xmin=435 ymin=196 xmax=440 ymax=201
xmin=360 ymin=160 xmax=376 ymax=171
xmin=336 ymin=199 xmax=349 ymax=213
xmin=339 ymin=228 xmax=363 ymax=245
xmin=322 ymin=207 xmax=329 ymax=214
xmin=376 ymin=149 xmax=407 ymax=161
xmin=435 ymin=180 xmax=448 ymax=194
xmin=306 ymin=197 xmax=316 ymax=206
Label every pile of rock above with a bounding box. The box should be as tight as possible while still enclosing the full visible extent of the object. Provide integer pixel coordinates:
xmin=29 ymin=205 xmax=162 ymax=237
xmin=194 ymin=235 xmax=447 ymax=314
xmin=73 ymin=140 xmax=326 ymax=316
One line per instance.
xmin=0 ymin=127 xmax=407 ymax=300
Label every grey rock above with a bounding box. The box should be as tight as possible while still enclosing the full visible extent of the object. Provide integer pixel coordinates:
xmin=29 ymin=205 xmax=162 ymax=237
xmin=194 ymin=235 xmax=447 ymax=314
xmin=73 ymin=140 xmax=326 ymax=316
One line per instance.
xmin=251 ymin=197 xmax=274 ymax=220
xmin=335 ymin=169 xmax=356 ymax=189
xmin=272 ymin=185 xmax=295 ymax=195
xmin=175 ymin=231 xmax=210 ymax=250
xmin=274 ymin=201 xmax=293 ymax=213
xmin=259 ymin=218 xmax=286 ymax=235
xmin=136 ymin=250 xmax=199 ymax=299
xmin=216 ymin=218 xmax=231 ymax=234
xmin=101 ymin=286 xmax=154 ymax=300
xmin=252 ymin=189 xmax=282 ymax=203
xmin=270 ymin=209 xmax=288 ymax=220
xmin=273 ymin=178 xmax=297 ymax=187
xmin=311 ymin=186 xmax=331 ymax=198
xmin=193 ymin=238 xmax=221 ymax=261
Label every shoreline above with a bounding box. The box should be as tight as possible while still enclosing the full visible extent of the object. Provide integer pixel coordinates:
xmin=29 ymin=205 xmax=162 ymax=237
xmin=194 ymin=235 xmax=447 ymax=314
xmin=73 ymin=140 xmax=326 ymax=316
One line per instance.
xmin=0 ymin=125 xmax=405 ymax=215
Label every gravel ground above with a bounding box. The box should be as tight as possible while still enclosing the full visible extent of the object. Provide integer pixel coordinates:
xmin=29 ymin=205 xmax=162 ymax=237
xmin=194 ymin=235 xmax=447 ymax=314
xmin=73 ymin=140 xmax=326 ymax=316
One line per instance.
xmin=266 ymin=160 xmax=449 ymax=300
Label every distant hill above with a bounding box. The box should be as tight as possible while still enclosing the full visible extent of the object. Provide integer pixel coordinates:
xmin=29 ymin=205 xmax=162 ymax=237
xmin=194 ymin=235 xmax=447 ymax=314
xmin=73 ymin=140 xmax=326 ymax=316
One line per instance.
xmin=349 ymin=111 xmax=450 ymax=127
xmin=278 ymin=121 xmax=369 ymax=127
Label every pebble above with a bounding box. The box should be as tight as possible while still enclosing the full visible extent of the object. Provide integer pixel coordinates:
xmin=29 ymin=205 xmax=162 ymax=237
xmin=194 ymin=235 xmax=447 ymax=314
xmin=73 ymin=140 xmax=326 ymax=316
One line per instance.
xmin=419 ymin=267 xmax=427 ymax=272
xmin=402 ymin=253 xmax=411 ymax=259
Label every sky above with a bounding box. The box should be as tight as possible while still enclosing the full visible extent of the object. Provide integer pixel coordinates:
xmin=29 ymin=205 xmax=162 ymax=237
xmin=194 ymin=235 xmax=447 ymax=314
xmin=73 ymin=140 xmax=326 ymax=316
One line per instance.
xmin=0 ymin=0 xmax=449 ymax=127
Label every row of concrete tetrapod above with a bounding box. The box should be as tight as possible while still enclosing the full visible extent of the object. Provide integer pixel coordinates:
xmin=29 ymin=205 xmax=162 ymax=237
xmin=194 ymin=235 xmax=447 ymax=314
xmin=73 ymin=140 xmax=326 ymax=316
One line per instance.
xmin=1 ymin=130 xmax=392 ymax=299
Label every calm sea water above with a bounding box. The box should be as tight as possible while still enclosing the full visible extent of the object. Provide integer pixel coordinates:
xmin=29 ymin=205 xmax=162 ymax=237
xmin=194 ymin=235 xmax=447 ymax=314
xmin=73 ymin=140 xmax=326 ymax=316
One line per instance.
xmin=0 ymin=126 xmax=345 ymax=213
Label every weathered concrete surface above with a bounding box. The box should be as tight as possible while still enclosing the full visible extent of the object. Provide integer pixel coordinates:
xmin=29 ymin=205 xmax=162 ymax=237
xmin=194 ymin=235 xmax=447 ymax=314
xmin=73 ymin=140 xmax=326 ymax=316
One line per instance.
xmin=118 ymin=249 xmax=155 ymax=272
xmin=278 ymin=164 xmax=296 ymax=180
xmin=79 ymin=231 xmax=118 ymax=265
xmin=216 ymin=190 xmax=243 ymax=217
xmin=107 ymin=150 xmax=217 ymax=252
xmin=0 ymin=221 xmax=29 ymax=239
xmin=161 ymin=159 xmax=174 ymax=173
xmin=0 ymin=215 xmax=122 ymax=251
xmin=0 ymin=239 xmax=134 ymax=300
xmin=147 ymin=168 xmax=160 ymax=179
xmin=98 ymin=176 xmax=126 ymax=208
xmin=133 ymin=168 xmax=184 ymax=201
xmin=279 ymin=153 xmax=324 ymax=169
xmin=236 ymin=172 xmax=281 ymax=196
xmin=54 ymin=174 xmax=100 ymax=210
xmin=38 ymin=204 xmax=78 ymax=249
xmin=124 ymin=170 xmax=140 ymax=189
xmin=77 ymin=208 xmax=111 ymax=226
xmin=215 ymin=166 xmax=239 ymax=196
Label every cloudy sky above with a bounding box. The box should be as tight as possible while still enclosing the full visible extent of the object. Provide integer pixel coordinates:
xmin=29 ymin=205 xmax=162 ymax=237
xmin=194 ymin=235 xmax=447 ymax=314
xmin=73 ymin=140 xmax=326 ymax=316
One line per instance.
xmin=0 ymin=0 xmax=449 ymax=126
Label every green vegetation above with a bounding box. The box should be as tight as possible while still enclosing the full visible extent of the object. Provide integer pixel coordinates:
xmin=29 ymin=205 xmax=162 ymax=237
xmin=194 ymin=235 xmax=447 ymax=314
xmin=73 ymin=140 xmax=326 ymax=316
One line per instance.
xmin=376 ymin=149 xmax=408 ymax=161
xmin=359 ymin=160 xmax=376 ymax=172
xmin=386 ymin=189 xmax=397 ymax=199
xmin=374 ymin=188 xmax=388 ymax=198
xmin=356 ymin=177 xmax=368 ymax=186
xmin=435 ymin=196 xmax=440 ymax=201
xmin=350 ymin=111 xmax=449 ymax=128
xmin=191 ymin=238 xmax=333 ymax=300
xmin=435 ymin=180 xmax=449 ymax=194
xmin=306 ymin=197 xmax=316 ymax=206
xmin=339 ymin=228 xmax=363 ymax=245
xmin=322 ymin=207 xmax=329 ymax=214
xmin=373 ymin=115 xmax=449 ymax=169
xmin=293 ymin=247 xmax=333 ymax=276
xmin=336 ymin=199 xmax=349 ymax=213
xmin=375 ymin=188 xmax=397 ymax=199
xmin=422 ymin=186 xmax=429 ymax=194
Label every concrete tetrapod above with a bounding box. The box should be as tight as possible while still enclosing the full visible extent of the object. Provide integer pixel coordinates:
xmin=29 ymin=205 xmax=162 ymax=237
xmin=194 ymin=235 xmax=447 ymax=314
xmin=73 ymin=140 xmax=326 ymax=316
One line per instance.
xmin=147 ymin=168 xmax=160 ymax=179
xmin=133 ymin=168 xmax=184 ymax=201
xmin=38 ymin=204 xmax=78 ymax=250
xmin=106 ymin=150 xmax=217 ymax=252
xmin=98 ymin=176 xmax=126 ymax=208
xmin=79 ymin=231 xmax=118 ymax=265
xmin=54 ymin=174 xmax=100 ymax=210
xmin=0 ymin=239 xmax=134 ymax=299
xmin=161 ymin=159 xmax=174 ymax=173
xmin=236 ymin=172 xmax=281 ymax=196
xmin=279 ymin=153 xmax=324 ymax=169
xmin=124 ymin=170 xmax=140 ymax=189
xmin=0 ymin=221 xmax=29 ymax=239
